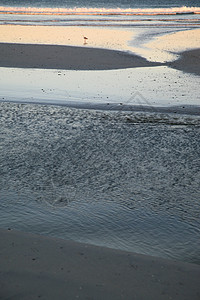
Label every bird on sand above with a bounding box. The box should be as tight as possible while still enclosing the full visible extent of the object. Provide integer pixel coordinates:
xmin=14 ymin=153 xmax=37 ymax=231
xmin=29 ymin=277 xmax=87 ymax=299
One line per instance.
xmin=83 ymin=36 xmax=88 ymax=44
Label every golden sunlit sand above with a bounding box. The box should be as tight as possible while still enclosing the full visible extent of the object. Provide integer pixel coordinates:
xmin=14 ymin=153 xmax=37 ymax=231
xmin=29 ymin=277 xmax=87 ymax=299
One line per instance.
xmin=131 ymin=28 xmax=200 ymax=62
xmin=0 ymin=24 xmax=135 ymax=52
xmin=146 ymin=29 xmax=200 ymax=53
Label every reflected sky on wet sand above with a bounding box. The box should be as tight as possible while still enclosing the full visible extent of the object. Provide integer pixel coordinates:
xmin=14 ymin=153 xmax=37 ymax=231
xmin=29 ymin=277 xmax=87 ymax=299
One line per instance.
xmin=1 ymin=66 xmax=200 ymax=109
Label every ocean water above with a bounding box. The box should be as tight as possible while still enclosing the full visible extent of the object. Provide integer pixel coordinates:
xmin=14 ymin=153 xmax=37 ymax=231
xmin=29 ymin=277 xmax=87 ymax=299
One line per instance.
xmin=0 ymin=0 xmax=200 ymax=27
xmin=0 ymin=0 xmax=200 ymax=9
xmin=0 ymin=0 xmax=200 ymax=264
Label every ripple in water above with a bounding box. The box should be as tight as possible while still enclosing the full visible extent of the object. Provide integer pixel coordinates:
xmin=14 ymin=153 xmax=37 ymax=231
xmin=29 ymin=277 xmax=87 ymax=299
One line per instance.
xmin=0 ymin=102 xmax=200 ymax=263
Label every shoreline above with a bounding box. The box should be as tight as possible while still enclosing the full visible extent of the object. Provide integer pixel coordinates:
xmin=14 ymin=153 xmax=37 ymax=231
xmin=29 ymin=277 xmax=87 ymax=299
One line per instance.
xmin=1 ymin=228 xmax=200 ymax=299
xmin=2 ymin=99 xmax=200 ymax=116
xmin=0 ymin=42 xmax=199 ymax=75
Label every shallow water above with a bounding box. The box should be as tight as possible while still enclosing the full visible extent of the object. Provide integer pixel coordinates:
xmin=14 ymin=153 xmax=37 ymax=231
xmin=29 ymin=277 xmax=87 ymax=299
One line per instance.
xmin=0 ymin=102 xmax=200 ymax=263
xmin=1 ymin=67 xmax=200 ymax=108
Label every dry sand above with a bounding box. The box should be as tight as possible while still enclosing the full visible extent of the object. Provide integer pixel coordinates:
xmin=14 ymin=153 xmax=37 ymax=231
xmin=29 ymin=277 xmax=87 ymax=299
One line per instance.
xmin=132 ymin=28 xmax=200 ymax=63
xmin=0 ymin=228 xmax=200 ymax=300
xmin=0 ymin=24 xmax=136 ymax=53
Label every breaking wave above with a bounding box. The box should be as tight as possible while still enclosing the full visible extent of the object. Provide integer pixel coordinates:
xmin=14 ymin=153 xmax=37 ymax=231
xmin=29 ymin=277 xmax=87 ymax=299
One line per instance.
xmin=0 ymin=6 xmax=200 ymax=16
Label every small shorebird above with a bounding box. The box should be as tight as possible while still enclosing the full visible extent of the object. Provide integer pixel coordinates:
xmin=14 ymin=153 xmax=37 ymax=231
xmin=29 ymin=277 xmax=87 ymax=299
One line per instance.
xmin=83 ymin=36 xmax=88 ymax=44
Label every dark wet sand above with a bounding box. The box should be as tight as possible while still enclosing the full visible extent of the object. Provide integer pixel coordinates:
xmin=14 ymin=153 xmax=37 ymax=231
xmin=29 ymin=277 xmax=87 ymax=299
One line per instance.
xmin=0 ymin=43 xmax=199 ymax=75
xmin=0 ymin=228 xmax=200 ymax=300
xmin=168 ymin=48 xmax=200 ymax=76
xmin=0 ymin=42 xmax=161 ymax=70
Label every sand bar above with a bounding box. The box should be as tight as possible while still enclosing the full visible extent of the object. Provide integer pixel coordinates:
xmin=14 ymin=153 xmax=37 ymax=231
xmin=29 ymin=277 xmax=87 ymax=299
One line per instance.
xmin=0 ymin=24 xmax=136 ymax=53
xmin=132 ymin=28 xmax=200 ymax=63
xmin=0 ymin=228 xmax=200 ymax=300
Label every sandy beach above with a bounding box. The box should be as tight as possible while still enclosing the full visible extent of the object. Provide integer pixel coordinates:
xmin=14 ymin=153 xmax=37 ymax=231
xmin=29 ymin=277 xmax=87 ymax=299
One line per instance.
xmin=0 ymin=19 xmax=200 ymax=299
xmin=0 ymin=228 xmax=200 ymax=300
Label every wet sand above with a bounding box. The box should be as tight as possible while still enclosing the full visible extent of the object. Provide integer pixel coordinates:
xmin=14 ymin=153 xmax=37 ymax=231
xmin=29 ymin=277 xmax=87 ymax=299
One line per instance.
xmin=0 ymin=41 xmax=200 ymax=299
xmin=0 ymin=228 xmax=200 ymax=300
xmin=0 ymin=42 xmax=162 ymax=70
xmin=168 ymin=48 xmax=200 ymax=76
xmin=0 ymin=42 xmax=199 ymax=75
